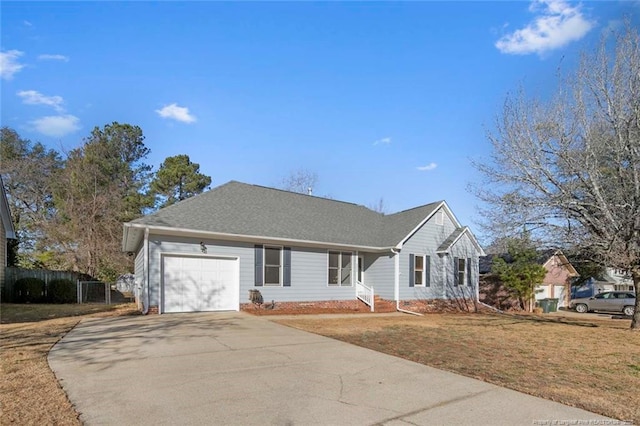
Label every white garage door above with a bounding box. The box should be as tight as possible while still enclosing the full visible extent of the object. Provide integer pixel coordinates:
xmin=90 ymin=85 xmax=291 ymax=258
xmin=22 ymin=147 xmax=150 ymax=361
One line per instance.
xmin=162 ymin=255 xmax=239 ymax=313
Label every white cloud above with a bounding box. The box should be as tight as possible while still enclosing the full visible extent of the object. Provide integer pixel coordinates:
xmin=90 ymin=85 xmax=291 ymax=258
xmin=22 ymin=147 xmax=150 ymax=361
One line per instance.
xmin=18 ymin=90 xmax=65 ymax=112
xmin=31 ymin=115 xmax=81 ymax=137
xmin=23 ymin=20 xmax=33 ymax=27
xmin=495 ymin=0 xmax=595 ymax=55
xmin=38 ymin=54 xmax=69 ymax=62
xmin=155 ymin=103 xmax=197 ymax=124
xmin=417 ymin=163 xmax=438 ymax=171
xmin=373 ymin=137 xmax=391 ymax=146
xmin=0 ymin=50 xmax=25 ymax=80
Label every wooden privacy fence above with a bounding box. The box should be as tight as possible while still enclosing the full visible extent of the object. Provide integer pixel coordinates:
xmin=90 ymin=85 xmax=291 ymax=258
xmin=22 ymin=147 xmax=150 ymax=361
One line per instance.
xmin=2 ymin=267 xmax=85 ymax=302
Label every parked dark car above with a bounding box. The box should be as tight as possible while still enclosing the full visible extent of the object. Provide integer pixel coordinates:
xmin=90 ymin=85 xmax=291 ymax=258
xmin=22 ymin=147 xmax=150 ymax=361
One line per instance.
xmin=570 ymin=291 xmax=635 ymax=316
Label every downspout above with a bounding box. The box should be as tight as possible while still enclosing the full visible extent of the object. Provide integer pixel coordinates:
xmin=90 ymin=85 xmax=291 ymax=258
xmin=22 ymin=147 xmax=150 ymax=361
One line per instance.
xmin=391 ymin=248 xmax=423 ymax=316
xmin=479 ymin=301 xmax=504 ymax=314
xmin=476 ymin=260 xmax=480 ymax=302
xmin=142 ymin=227 xmax=150 ymax=315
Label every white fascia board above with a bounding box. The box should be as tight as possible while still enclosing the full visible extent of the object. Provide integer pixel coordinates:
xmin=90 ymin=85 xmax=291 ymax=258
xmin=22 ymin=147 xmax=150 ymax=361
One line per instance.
xmin=0 ymin=180 xmax=16 ymax=239
xmin=543 ymin=251 xmax=579 ymax=277
xmin=435 ymin=227 xmax=486 ymax=256
xmin=122 ymin=226 xmax=130 ymax=252
xmin=466 ymin=228 xmax=486 ymax=256
xmin=122 ymin=225 xmax=146 ymax=253
xmin=441 ymin=201 xmax=462 ymax=228
xmin=123 ymin=223 xmax=392 ymax=253
xmin=398 ymin=201 xmax=445 ymax=246
xmin=542 ymin=251 xmax=560 ymax=269
xmin=398 ymin=201 xmax=464 ymax=247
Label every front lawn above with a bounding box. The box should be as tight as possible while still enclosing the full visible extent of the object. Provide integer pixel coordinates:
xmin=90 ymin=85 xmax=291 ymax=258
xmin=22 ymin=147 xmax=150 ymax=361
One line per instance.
xmin=276 ymin=312 xmax=640 ymax=423
xmin=0 ymin=303 xmax=140 ymax=424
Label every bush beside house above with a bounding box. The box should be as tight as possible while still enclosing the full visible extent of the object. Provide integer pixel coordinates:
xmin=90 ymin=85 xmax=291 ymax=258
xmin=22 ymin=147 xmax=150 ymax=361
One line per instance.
xmin=47 ymin=279 xmax=76 ymax=303
xmin=14 ymin=278 xmax=46 ymax=303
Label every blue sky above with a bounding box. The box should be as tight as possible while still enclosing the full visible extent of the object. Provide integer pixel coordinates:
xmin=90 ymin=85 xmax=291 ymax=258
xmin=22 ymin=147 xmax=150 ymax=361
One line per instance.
xmin=1 ymin=1 xmax=638 ymax=239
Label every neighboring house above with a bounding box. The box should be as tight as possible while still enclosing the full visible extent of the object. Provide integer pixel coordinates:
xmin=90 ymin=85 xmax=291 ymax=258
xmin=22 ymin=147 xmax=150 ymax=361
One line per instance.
xmin=572 ymin=269 xmax=635 ymax=299
xmin=534 ymin=251 xmax=579 ymax=308
xmin=122 ymin=181 xmax=485 ymax=314
xmin=0 ymin=176 xmax=17 ymax=293
xmin=479 ymin=250 xmax=578 ymax=310
xmin=601 ymin=268 xmax=635 ymax=292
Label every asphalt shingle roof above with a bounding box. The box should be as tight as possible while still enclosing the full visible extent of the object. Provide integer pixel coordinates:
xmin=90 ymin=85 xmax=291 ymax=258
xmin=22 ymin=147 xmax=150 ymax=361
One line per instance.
xmin=437 ymin=226 xmax=469 ymax=253
xmin=128 ymin=181 xmax=443 ymax=249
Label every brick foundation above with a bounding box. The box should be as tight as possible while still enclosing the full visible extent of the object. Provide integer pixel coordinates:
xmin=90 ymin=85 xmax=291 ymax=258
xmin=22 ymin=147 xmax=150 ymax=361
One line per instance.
xmin=241 ymin=299 xmax=370 ymax=314
xmin=398 ymin=298 xmax=479 ymax=313
xmin=242 ymin=298 xmax=481 ymax=315
xmin=146 ymin=299 xmax=480 ymax=315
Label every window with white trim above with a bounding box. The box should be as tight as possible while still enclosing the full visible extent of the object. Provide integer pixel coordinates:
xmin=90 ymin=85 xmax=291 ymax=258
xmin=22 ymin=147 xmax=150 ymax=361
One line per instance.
xmin=328 ymin=251 xmax=353 ymax=286
xmin=415 ymin=255 xmax=425 ymax=286
xmin=457 ymin=258 xmax=466 ymax=286
xmin=264 ymin=246 xmax=282 ymax=286
xmin=410 ymin=254 xmax=430 ymax=287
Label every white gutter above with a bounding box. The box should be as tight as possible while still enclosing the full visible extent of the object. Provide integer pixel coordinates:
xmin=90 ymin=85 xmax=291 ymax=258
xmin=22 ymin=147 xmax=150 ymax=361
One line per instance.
xmin=391 ymin=248 xmax=423 ymax=316
xmin=142 ymin=227 xmax=150 ymax=315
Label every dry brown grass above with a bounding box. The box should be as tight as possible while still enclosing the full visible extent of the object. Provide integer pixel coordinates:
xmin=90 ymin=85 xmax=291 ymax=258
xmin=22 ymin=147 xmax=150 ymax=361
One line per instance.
xmin=0 ymin=303 xmax=140 ymax=425
xmin=276 ymin=312 xmax=640 ymax=423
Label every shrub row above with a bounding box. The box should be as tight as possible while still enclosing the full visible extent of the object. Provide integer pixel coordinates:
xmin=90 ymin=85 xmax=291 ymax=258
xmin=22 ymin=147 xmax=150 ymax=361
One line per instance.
xmin=14 ymin=278 xmax=76 ymax=304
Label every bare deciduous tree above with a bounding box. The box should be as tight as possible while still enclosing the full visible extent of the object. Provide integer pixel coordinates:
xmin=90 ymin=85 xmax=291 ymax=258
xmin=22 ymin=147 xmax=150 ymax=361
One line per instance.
xmin=280 ymin=169 xmax=318 ymax=194
xmin=0 ymin=127 xmax=62 ymax=267
xmin=368 ymin=197 xmax=387 ymax=214
xmin=472 ymin=24 xmax=640 ymax=329
xmin=51 ymin=123 xmax=152 ymax=281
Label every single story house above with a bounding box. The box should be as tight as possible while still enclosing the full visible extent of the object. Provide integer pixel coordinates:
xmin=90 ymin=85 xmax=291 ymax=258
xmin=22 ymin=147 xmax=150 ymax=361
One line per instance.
xmin=122 ymin=181 xmax=485 ymax=314
xmin=1 ymin=176 xmax=16 ymax=292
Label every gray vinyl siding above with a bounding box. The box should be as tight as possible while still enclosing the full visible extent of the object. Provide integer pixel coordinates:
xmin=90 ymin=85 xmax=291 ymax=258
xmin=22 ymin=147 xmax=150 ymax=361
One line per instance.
xmin=134 ymin=246 xmax=144 ymax=304
xmin=399 ymin=207 xmax=457 ymax=300
xmin=259 ymin=247 xmax=356 ymax=303
xmin=140 ymin=206 xmax=481 ymax=308
xmin=364 ymin=253 xmax=395 ymax=299
xmin=445 ymin=233 xmax=479 ymax=299
xmin=146 ymin=235 xmax=359 ymax=307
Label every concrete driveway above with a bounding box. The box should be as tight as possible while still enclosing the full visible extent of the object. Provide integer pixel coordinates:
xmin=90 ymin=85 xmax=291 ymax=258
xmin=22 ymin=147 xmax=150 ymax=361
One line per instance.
xmin=49 ymin=312 xmax=609 ymax=425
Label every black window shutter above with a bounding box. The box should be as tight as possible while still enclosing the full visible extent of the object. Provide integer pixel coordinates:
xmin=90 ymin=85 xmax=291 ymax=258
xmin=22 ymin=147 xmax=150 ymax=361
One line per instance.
xmin=425 ymin=255 xmax=431 ymax=287
xmin=453 ymin=257 xmax=459 ymax=286
xmin=409 ymin=254 xmax=415 ymax=287
xmin=283 ymin=247 xmax=291 ymax=287
xmin=467 ymin=257 xmax=472 ymax=286
xmin=254 ymin=245 xmax=263 ymax=287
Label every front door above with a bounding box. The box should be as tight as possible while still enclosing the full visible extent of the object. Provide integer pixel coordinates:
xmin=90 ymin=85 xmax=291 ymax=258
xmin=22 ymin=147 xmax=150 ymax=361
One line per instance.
xmin=357 ymin=256 xmax=364 ymax=283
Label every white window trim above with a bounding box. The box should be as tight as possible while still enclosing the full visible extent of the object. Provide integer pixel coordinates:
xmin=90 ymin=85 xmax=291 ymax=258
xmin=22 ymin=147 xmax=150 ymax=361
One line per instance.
xmin=327 ymin=250 xmax=354 ymax=287
xmin=414 ymin=254 xmax=426 ymax=287
xmin=435 ymin=210 xmax=444 ymax=226
xmin=457 ymin=257 xmax=467 ymax=286
xmin=264 ymin=245 xmax=283 ymax=287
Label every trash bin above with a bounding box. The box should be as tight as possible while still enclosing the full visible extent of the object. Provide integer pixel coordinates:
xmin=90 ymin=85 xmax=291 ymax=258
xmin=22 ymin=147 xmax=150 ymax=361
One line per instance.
xmin=548 ymin=298 xmax=559 ymax=313
xmin=538 ymin=299 xmax=551 ymax=313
